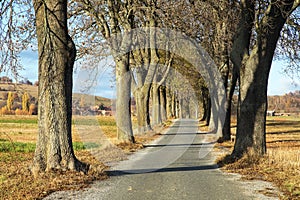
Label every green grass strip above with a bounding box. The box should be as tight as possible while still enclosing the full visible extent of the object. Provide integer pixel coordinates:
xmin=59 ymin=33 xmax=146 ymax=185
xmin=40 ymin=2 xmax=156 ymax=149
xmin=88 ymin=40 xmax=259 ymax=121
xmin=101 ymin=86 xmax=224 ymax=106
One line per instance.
xmin=0 ymin=119 xmax=38 ymax=124
xmin=0 ymin=141 xmax=100 ymax=153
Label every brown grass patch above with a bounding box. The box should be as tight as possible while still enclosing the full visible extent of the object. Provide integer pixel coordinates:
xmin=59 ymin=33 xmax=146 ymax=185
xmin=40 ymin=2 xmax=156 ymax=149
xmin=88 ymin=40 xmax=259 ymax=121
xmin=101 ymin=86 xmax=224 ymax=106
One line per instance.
xmin=0 ymin=151 xmax=108 ymax=200
xmin=217 ymin=116 xmax=300 ymax=199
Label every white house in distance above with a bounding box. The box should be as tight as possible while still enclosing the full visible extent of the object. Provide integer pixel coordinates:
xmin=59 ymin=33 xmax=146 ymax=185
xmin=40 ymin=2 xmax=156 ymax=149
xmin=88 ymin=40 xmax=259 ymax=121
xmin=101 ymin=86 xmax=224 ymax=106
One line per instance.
xmin=267 ymin=110 xmax=276 ymax=116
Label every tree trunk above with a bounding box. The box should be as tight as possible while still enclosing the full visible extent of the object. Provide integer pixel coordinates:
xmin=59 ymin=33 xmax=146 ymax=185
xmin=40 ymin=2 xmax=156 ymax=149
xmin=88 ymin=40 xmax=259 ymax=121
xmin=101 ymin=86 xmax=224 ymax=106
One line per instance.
xmin=176 ymin=99 xmax=180 ymax=118
xmin=177 ymin=99 xmax=183 ymax=119
xmin=116 ymin=58 xmax=135 ymax=143
xmin=232 ymin=48 xmax=269 ymax=157
xmin=200 ymin=87 xmax=209 ymax=122
xmin=172 ymin=91 xmax=177 ymax=118
xmin=79 ymin=0 xmax=135 ymax=142
xmin=208 ymin=98 xmax=216 ymax=132
xmin=31 ymin=0 xmax=88 ymax=175
xmin=222 ymin=70 xmax=238 ymax=141
xmin=232 ymin=1 xmax=295 ymax=158
xmin=151 ymin=82 xmax=162 ymax=126
xmin=205 ymin=96 xmax=211 ymax=126
xmin=134 ymin=86 xmax=151 ymax=134
xmin=199 ymin=93 xmax=205 ymax=121
xmin=160 ymin=85 xmax=167 ymax=122
xmin=166 ymin=87 xmax=173 ymax=119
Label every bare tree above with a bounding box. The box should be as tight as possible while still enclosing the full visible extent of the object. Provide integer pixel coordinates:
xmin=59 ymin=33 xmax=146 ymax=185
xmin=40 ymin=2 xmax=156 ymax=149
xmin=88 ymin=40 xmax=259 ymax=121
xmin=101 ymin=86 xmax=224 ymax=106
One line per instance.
xmin=31 ymin=0 xmax=88 ymax=175
xmin=130 ymin=1 xmax=161 ymax=133
xmin=231 ymin=0 xmax=300 ymax=158
xmin=160 ymin=0 xmax=238 ymax=138
xmin=0 ymin=0 xmax=35 ymax=79
xmin=74 ymin=0 xmax=135 ymax=142
xmin=275 ymin=6 xmax=300 ymax=79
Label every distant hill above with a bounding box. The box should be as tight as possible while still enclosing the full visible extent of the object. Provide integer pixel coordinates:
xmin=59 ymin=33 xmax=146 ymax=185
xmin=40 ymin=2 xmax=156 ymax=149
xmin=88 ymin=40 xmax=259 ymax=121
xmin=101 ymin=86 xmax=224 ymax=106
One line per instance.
xmin=0 ymin=83 xmax=38 ymax=101
xmin=0 ymin=83 xmax=112 ymax=108
xmin=72 ymin=93 xmax=111 ymax=107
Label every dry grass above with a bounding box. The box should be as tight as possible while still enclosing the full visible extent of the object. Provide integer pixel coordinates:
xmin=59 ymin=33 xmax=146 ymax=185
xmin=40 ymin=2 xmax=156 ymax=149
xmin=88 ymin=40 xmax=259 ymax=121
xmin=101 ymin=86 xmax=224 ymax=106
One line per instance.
xmin=0 ymin=115 xmax=168 ymax=200
xmin=217 ymin=116 xmax=300 ymax=199
xmin=0 ymin=151 xmax=108 ymax=200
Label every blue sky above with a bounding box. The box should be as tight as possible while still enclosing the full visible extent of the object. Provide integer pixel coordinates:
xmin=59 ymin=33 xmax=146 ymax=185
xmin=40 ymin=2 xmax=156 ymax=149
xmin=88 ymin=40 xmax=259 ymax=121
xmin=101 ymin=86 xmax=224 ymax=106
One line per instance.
xmin=268 ymin=60 xmax=300 ymax=95
xmin=73 ymin=62 xmax=116 ymax=99
xmin=7 ymin=50 xmax=300 ymax=98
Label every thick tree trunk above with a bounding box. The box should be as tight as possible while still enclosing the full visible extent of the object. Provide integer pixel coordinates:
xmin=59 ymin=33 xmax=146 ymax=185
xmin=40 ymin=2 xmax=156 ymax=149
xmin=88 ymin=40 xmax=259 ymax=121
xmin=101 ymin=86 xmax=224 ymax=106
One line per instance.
xmin=31 ymin=0 xmax=88 ymax=175
xmin=134 ymin=86 xmax=151 ymax=134
xmin=232 ymin=1 xmax=295 ymax=158
xmin=232 ymin=48 xmax=268 ymax=157
xmin=116 ymin=58 xmax=135 ymax=143
xmin=214 ymin=14 xmax=231 ymax=139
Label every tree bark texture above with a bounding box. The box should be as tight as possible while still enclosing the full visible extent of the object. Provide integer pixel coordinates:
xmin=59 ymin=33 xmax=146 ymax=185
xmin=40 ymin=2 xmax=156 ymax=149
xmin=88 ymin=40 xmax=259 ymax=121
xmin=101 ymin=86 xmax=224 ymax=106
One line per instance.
xmin=166 ymin=87 xmax=174 ymax=119
xmin=116 ymin=57 xmax=135 ymax=142
xmin=32 ymin=0 xmax=88 ymax=175
xmin=134 ymin=86 xmax=151 ymax=134
xmin=160 ymin=86 xmax=167 ymax=122
xmin=151 ymin=82 xmax=162 ymax=126
xmin=222 ymin=70 xmax=238 ymax=141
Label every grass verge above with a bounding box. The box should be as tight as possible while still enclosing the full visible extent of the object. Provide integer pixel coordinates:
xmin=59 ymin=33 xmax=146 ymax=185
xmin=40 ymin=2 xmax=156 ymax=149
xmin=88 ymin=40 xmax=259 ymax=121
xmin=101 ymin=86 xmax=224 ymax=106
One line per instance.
xmin=0 ymin=151 xmax=108 ymax=200
xmin=0 ymin=140 xmax=100 ymax=153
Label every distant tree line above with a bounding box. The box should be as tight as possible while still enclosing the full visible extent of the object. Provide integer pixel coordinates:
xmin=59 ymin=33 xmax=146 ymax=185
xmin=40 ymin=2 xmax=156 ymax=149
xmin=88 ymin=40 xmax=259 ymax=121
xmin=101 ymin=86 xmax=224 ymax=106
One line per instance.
xmin=0 ymin=76 xmax=38 ymax=86
xmin=230 ymin=90 xmax=300 ymax=116
xmin=268 ymin=91 xmax=300 ymax=114
xmin=0 ymin=76 xmax=13 ymax=83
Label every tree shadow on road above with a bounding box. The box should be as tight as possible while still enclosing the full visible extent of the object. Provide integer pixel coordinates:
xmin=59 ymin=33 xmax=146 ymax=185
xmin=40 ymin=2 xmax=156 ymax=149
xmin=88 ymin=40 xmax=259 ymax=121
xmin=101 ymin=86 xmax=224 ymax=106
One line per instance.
xmin=162 ymin=132 xmax=208 ymax=136
xmin=143 ymin=141 xmax=216 ymax=148
xmin=107 ymin=164 xmax=219 ymax=177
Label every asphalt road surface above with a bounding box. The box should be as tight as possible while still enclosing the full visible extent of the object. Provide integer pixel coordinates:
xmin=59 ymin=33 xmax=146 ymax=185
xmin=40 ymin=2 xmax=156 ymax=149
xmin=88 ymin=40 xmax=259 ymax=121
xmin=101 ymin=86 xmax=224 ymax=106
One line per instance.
xmin=45 ymin=119 xmax=280 ymax=200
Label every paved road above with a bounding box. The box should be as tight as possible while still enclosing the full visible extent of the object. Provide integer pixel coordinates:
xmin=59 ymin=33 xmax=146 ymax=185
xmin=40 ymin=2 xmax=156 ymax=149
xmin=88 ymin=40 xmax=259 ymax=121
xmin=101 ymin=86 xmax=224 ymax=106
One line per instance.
xmin=45 ymin=119 xmax=279 ymax=200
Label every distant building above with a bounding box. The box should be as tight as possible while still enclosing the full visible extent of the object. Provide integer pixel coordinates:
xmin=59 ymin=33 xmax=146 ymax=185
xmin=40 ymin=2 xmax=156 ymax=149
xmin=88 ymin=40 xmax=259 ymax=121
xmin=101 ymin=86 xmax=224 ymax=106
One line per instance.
xmin=0 ymin=76 xmax=12 ymax=83
xmin=267 ymin=110 xmax=276 ymax=116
